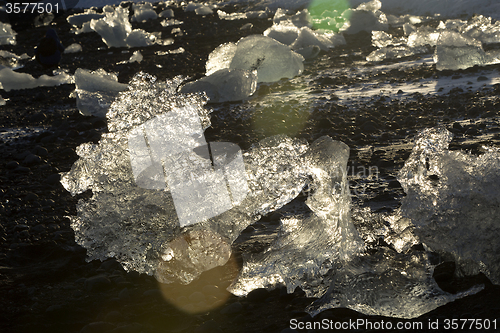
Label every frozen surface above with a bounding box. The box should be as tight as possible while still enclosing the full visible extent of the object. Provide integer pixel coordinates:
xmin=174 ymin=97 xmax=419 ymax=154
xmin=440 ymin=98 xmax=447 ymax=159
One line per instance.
xmin=0 ymin=50 xmax=30 ymax=68
xmin=398 ymin=127 xmax=500 ymax=284
xmin=207 ymin=35 xmax=304 ymax=83
xmin=0 ymin=22 xmax=16 ymax=45
xmin=0 ymin=67 xmax=72 ymax=91
xmin=74 ymin=68 xmax=128 ymax=118
xmin=434 ymin=30 xmax=485 ymax=70
xmin=179 ymin=69 xmax=257 ymax=103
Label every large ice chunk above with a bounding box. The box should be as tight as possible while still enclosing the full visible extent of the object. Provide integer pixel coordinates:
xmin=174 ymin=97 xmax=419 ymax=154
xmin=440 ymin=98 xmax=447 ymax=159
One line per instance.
xmin=341 ymin=0 xmax=388 ymax=34
xmin=61 ymin=72 xmax=312 ymax=283
xmin=207 ymin=35 xmax=304 ymax=83
xmin=398 ymin=127 xmax=500 ymax=285
xmin=0 ymin=67 xmax=72 ymax=91
xmin=179 ymin=69 xmax=257 ymax=103
xmin=74 ymin=68 xmax=128 ymax=118
xmin=434 ymin=30 xmax=485 ymax=70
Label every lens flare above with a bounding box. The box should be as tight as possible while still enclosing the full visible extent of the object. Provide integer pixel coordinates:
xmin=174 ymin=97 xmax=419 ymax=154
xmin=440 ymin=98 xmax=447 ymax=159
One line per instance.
xmin=308 ymin=0 xmax=352 ymax=32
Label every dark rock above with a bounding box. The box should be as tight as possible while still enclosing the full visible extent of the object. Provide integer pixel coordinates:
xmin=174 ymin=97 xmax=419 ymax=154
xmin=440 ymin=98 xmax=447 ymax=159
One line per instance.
xmin=194 ymin=319 xmax=222 ymax=333
xmin=477 ymin=76 xmax=488 ymax=82
xmin=24 ymin=192 xmax=39 ymax=202
xmin=23 ymin=154 xmax=41 ymax=166
xmin=220 ymin=301 xmax=243 ymax=314
xmin=85 ymin=275 xmax=112 ymax=292
xmin=80 ymin=322 xmax=116 ymax=333
xmin=46 ymin=173 xmax=61 ymax=185
xmin=246 ymin=288 xmax=270 ymax=302
xmin=33 ymin=146 xmax=48 ymax=157
xmin=105 ymin=310 xmax=124 ymax=322
xmin=6 ymin=161 xmax=19 ymax=169
xmin=360 ymin=121 xmax=378 ymax=133
xmin=110 ymin=323 xmax=143 ymax=333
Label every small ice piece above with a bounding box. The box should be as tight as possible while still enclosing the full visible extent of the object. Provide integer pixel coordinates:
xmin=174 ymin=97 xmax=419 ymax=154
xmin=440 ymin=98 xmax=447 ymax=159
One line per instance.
xmin=195 ymin=6 xmax=213 ymax=16
xmin=131 ymin=3 xmax=158 ymax=22
xmin=67 ymin=10 xmax=105 ymax=27
xmin=0 ymin=67 xmax=71 ymax=91
xmin=0 ymin=22 xmax=16 ymax=45
xmin=0 ymin=95 xmax=5 ymax=106
xmin=0 ymin=50 xmax=30 ymax=68
xmin=341 ymin=0 xmax=388 ymax=34
xmin=34 ymin=12 xmax=54 ymax=27
xmin=217 ymin=10 xmax=247 ymax=20
xmin=128 ymin=50 xmax=143 ymax=63
xmin=208 ymin=35 xmax=304 ymax=83
xmin=159 ymin=9 xmax=174 ymax=18
xmin=264 ymin=24 xmax=300 ymax=46
xmin=290 ymin=27 xmax=337 ymax=52
xmin=434 ymin=30 xmax=485 ymax=70
xmin=90 ymin=6 xmax=131 ymax=48
xmin=89 ymin=6 xmax=156 ymax=48
xmin=272 ymin=8 xmax=310 ymax=29
xmin=64 ymin=43 xmax=83 ymax=54
xmin=407 ymin=26 xmax=440 ymax=47
xmin=74 ymin=68 xmax=128 ymax=118
xmin=206 ymin=42 xmax=238 ymax=75
xmin=161 ymin=18 xmax=183 ymax=27
xmin=366 ymin=45 xmax=427 ymax=62
xmin=180 ymin=69 xmax=257 ymax=103
xmin=462 ymin=15 xmax=500 ymax=45
xmin=398 ymin=127 xmax=500 ymax=285
xmin=371 ymin=30 xmax=406 ymax=48
xmin=185 ymin=2 xmax=213 ymax=15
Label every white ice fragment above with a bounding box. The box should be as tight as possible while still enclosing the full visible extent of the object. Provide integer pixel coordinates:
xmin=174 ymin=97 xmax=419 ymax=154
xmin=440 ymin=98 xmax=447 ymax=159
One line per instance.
xmin=131 ymin=2 xmax=158 ymax=22
xmin=290 ymin=27 xmax=336 ymax=52
xmin=128 ymin=50 xmax=143 ymax=63
xmin=179 ymin=69 xmax=257 ymax=103
xmin=0 ymin=22 xmax=16 ymax=45
xmin=217 ymin=10 xmax=247 ymax=21
xmin=264 ymin=23 xmax=299 ymax=45
xmin=185 ymin=2 xmax=213 ymax=15
xmin=89 ymin=6 xmax=156 ymax=48
xmin=207 ymin=35 xmax=303 ymax=83
xmin=434 ymin=30 xmax=485 ymax=70
xmin=206 ymin=42 xmax=238 ymax=75
xmin=398 ymin=127 xmax=500 ymax=284
xmin=0 ymin=95 xmax=5 ymax=106
xmin=195 ymin=6 xmax=213 ymax=16
xmin=367 ymin=45 xmax=427 ymax=62
xmin=74 ymin=68 xmax=128 ymax=118
xmin=161 ymin=18 xmax=183 ymax=27
xmin=159 ymin=9 xmax=174 ymax=18
xmin=371 ymin=30 xmax=405 ymax=48
xmin=403 ymin=22 xmax=417 ymax=36
xmin=407 ymin=26 xmax=440 ymax=47
xmin=0 ymin=50 xmax=30 ymax=68
xmin=273 ymin=8 xmax=310 ymax=28
xmin=0 ymin=67 xmax=71 ymax=91
xmin=67 ymin=10 xmax=105 ymax=27
xmin=64 ymin=43 xmax=83 ymax=53
xmin=341 ymin=0 xmax=388 ymax=34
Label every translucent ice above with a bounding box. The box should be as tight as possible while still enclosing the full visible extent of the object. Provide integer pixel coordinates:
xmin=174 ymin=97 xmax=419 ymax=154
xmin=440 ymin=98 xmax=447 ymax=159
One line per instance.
xmin=207 ymin=35 xmax=304 ymax=83
xmin=433 ymin=30 xmax=485 ymax=70
xmin=0 ymin=67 xmax=71 ymax=91
xmin=398 ymin=127 xmax=500 ymax=284
xmin=0 ymin=50 xmax=30 ymax=68
xmin=131 ymin=3 xmax=158 ymax=22
xmin=367 ymin=45 xmax=427 ymax=62
xmin=179 ymin=69 xmax=257 ymax=103
xmin=64 ymin=43 xmax=83 ymax=54
xmin=341 ymin=0 xmax=388 ymax=34
xmin=62 ymin=72 xmax=312 ymax=283
xmin=0 ymin=22 xmax=16 ymax=45
xmin=74 ymin=68 xmax=127 ymax=118
xmin=89 ymin=6 xmax=156 ymax=48
xmin=67 ymin=10 xmax=105 ymax=27
xmin=407 ymin=26 xmax=440 ymax=47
